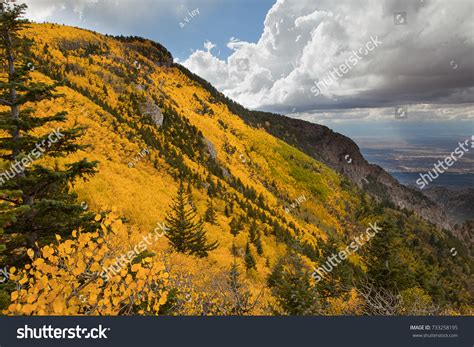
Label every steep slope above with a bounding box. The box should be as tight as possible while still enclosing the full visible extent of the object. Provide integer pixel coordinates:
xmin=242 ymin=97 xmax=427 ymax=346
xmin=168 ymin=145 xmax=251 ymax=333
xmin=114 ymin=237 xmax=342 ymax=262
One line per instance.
xmin=175 ymin=66 xmax=450 ymax=231
xmin=2 ymin=23 xmax=471 ymax=314
xmin=19 ymin=22 xmax=360 ymax=290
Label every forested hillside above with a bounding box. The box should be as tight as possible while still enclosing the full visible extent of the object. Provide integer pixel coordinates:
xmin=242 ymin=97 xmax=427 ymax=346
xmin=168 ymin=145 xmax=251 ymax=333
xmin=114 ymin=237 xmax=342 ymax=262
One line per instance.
xmin=0 ymin=12 xmax=472 ymax=315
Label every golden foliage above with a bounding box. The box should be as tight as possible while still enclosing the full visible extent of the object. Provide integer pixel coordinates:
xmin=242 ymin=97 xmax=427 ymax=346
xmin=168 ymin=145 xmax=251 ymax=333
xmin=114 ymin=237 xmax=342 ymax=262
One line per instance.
xmin=6 ymin=212 xmax=169 ymax=315
xmin=1 ymin=23 xmax=388 ymax=316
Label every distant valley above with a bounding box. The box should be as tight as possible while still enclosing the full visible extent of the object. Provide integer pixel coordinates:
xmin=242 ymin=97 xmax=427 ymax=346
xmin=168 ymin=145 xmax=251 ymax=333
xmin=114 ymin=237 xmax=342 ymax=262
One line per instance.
xmin=354 ymin=133 xmax=473 ymax=223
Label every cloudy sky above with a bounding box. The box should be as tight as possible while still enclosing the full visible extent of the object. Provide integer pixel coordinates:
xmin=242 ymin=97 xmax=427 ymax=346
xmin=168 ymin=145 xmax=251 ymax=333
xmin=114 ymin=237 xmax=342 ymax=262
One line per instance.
xmin=23 ymin=0 xmax=474 ymax=127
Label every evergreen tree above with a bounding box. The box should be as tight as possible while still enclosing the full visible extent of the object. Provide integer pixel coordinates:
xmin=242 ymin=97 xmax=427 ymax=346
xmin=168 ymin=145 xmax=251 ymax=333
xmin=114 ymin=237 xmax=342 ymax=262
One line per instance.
xmin=186 ymin=181 xmax=196 ymax=211
xmin=204 ymin=198 xmax=217 ymax=224
xmin=364 ymin=220 xmax=416 ymax=291
xmin=315 ymin=236 xmax=355 ymax=300
xmin=206 ymin=173 xmax=217 ymax=197
xmin=254 ymin=234 xmax=263 ymax=256
xmin=0 ymin=3 xmax=98 ymax=264
xmin=244 ymin=241 xmax=256 ymax=270
xmin=165 ymin=181 xmax=218 ymax=257
xmin=248 ymin=220 xmax=263 ymax=255
xmin=257 ymin=193 xmax=265 ymax=208
xmin=249 ymin=220 xmax=258 ymax=243
xmin=230 ymin=241 xmax=239 ymax=257
xmin=267 ymin=253 xmax=319 ymax=315
xmin=273 ymin=221 xmax=284 ymax=243
xmin=229 ymin=216 xmax=243 ymax=236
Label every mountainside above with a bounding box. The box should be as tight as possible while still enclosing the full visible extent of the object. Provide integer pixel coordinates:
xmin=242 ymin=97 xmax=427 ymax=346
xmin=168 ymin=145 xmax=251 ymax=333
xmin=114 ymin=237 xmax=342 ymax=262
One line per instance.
xmin=175 ymin=67 xmax=451 ymax=230
xmin=1 ymin=23 xmax=472 ymax=315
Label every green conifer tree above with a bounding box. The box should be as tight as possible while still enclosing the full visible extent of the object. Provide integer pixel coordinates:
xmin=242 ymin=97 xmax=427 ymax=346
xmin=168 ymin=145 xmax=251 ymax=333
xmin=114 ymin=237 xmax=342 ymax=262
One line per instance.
xmin=230 ymin=240 xmax=239 ymax=257
xmin=186 ymin=181 xmax=196 ymax=211
xmin=204 ymin=198 xmax=217 ymax=224
xmin=224 ymin=204 xmax=230 ymax=217
xmin=248 ymin=220 xmax=263 ymax=255
xmin=244 ymin=241 xmax=256 ymax=270
xmin=267 ymin=252 xmax=319 ymax=315
xmin=165 ymin=181 xmax=218 ymax=257
xmin=254 ymin=234 xmax=263 ymax=256
xmin=0 ymin=2 xmax=98 ymax=263
xmin=365 ymin=221 xmax=415 ymax=291
xmin=229 ymin=216 xmax=243 ymax=236
xmin=249 ymin=220 xmax=258 ymax=243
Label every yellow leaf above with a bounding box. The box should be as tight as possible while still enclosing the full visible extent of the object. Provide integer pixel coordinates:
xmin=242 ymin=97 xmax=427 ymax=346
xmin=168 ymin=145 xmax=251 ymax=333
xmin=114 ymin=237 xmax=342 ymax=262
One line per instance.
xmin=53 ymin=299 xmax=64 ymax=314
xmin=11 ymin=291 xmax=18 ymax=301
xmin=159 ymin=294 xmax=167 ymax=305
xmin=22 ymin=304 xmax=34 ymax=315
xmin=27 ymin=249 xmax=34 ymax=259
xmin=94 ymin=214 xmax=102 ymax=221
xmin=55 ymin=234 xmax=61 ymax=241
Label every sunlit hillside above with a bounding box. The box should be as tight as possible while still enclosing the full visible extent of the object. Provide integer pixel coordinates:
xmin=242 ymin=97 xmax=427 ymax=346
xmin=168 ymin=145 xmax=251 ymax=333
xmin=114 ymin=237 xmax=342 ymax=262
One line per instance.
xmin=1 ymin=23 xmax=472 ymax=315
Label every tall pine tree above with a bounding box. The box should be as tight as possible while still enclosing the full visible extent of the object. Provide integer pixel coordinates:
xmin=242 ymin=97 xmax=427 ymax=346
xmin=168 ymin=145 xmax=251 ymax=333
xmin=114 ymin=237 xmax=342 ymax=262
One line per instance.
xmin=204 ymin=198 xmax=217 ymax=224
xmin=244 ymin=241 xmax=256 ymax=270
xmin=229 ymin=216 xmax=243 ymax=236
xmin=248 ymin=220 xmax=263 ymax=255
xmin=267 ymin=252 xmax=320 ymax=315
xmin=165 ymin=181 xmax=218 ymax=257
xmin=0 ymin=2 xmax=98 ymax=264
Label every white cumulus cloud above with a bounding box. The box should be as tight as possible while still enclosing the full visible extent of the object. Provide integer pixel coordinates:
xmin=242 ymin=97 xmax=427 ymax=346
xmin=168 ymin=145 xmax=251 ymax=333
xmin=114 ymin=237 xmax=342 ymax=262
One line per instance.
xmin=181 ymin=0 xmax=474 ymax=120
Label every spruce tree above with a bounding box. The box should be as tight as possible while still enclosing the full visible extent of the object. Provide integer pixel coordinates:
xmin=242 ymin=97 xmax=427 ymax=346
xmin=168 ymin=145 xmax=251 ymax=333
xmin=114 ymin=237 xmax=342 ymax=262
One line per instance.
xmin=224 ymin=204 xmax=230 ymax=217
xmin=204 ymin=198 xmax=217 ymax=224
xmin=186 ymin=181 xmax=196 ymax=211
xmin=165 ymin=181 xmax=218 ymax=257
xmin=254 ymin=234 xmax=263 ymax=256
xmin=249 ymin=220 xmax=263 ymax=255
xmin=230 ymin=240 xmax=239 ymax=257
xmin=244 ymin=241 xmax=256 ymax=270
xmin=0 ymin=3 xmax=98 ymax=264
xmin=365 ymin=221 xmax=415 ymax=291
xmin=273 ymin=221 xmax=285 ymax=243
xmin=229 ymin=216 xmax=243 ymax=236
xmin=249 ymin=220 xmax=258 ymax=242
xmin=267 ymin=253 xmax=319 ymax=315
xmin=315 ymin=237 xmax=355 ymax=300
xmin=205 ymin=173 xmax=217 ymax=197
